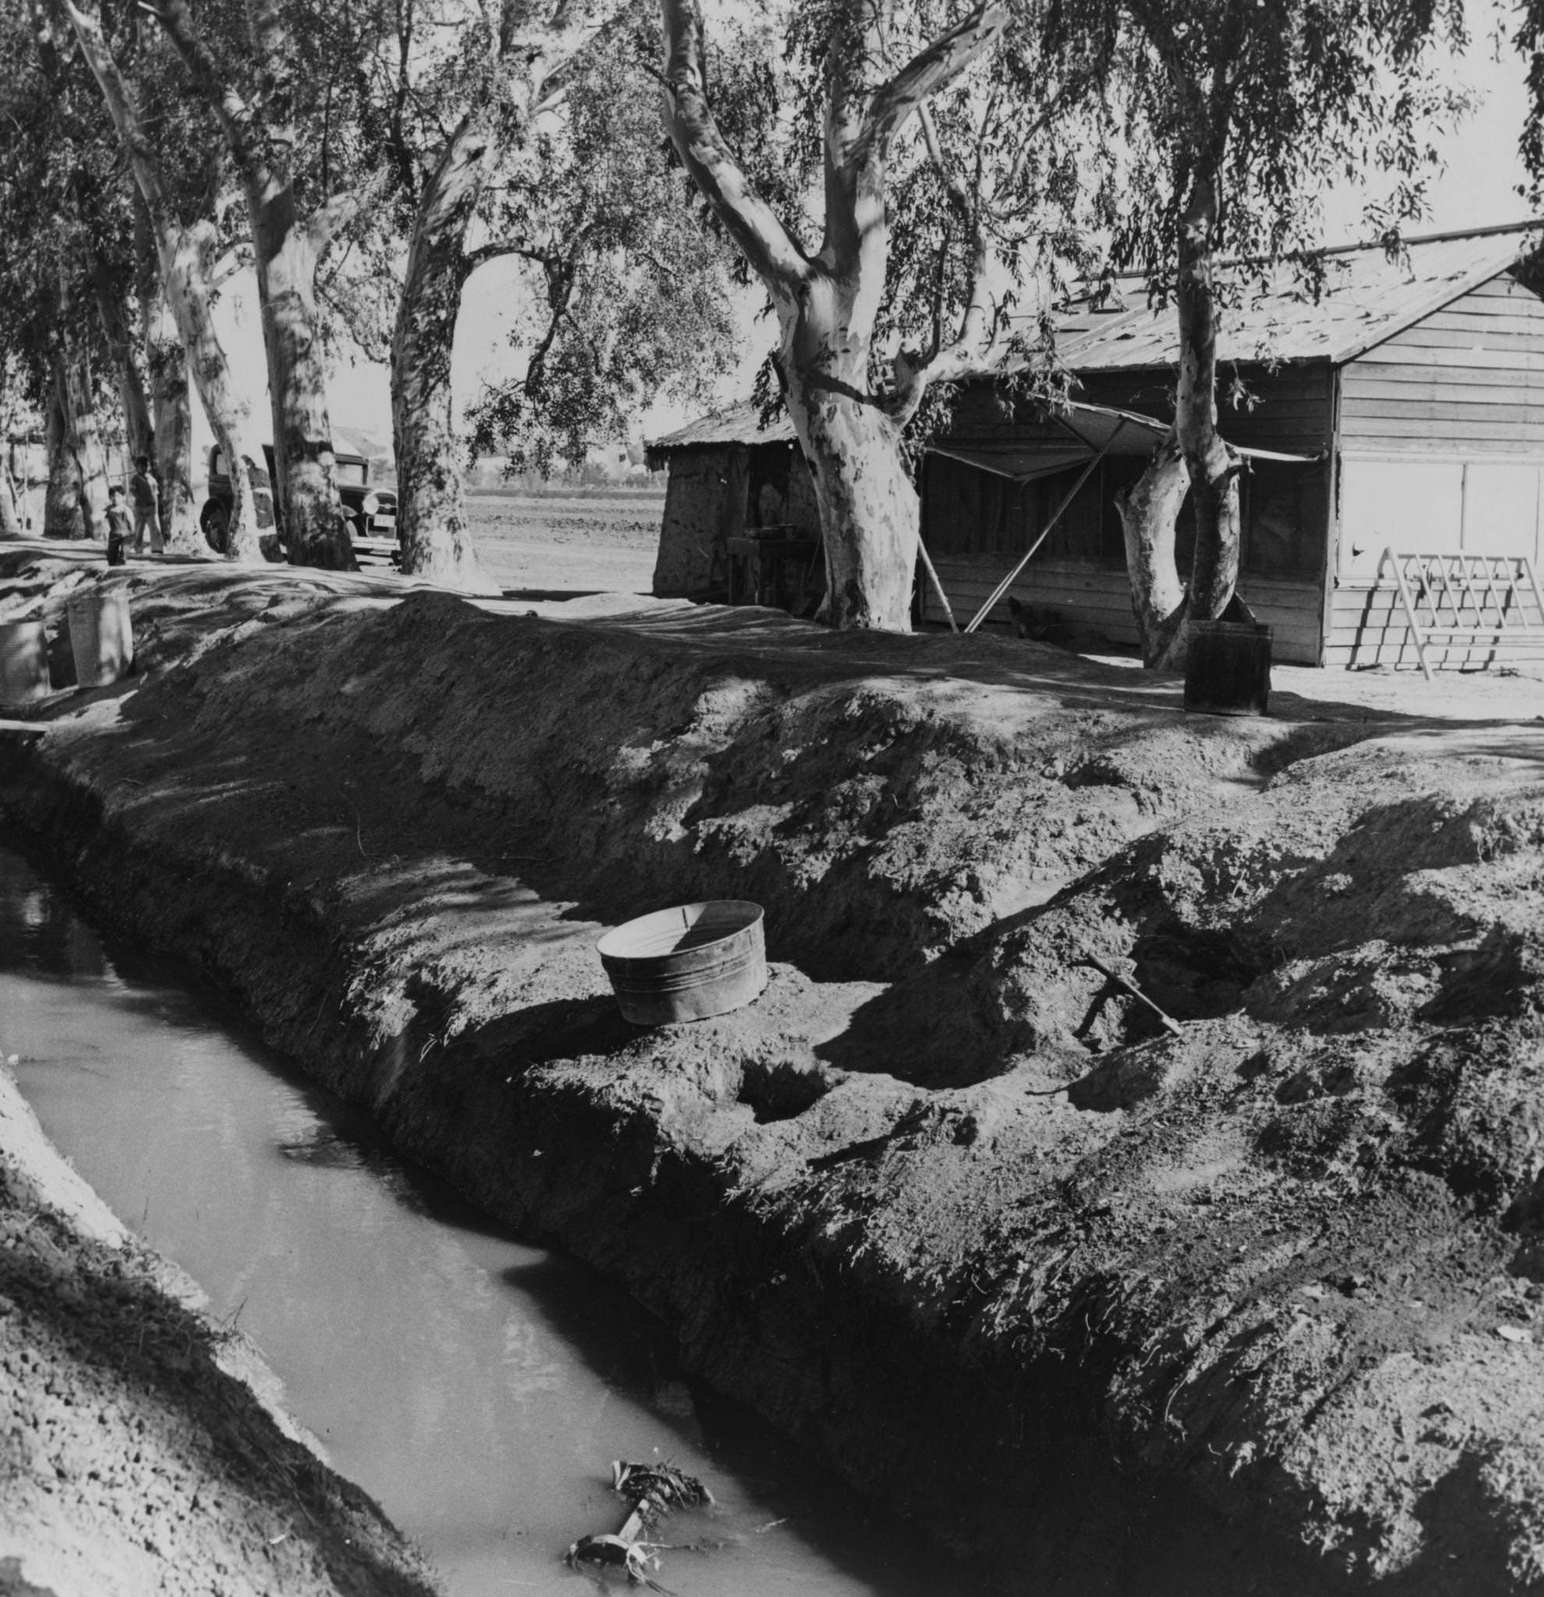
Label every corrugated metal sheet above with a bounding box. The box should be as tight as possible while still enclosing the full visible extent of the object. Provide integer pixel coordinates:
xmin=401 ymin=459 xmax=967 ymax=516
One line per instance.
xmin=1056 ymin=225 xmax=1542 ymax=371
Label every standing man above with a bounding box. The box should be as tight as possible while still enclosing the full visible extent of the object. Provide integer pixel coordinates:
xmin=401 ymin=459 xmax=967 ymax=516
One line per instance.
xmin=129 ymin=455 xmax=163 ymax=555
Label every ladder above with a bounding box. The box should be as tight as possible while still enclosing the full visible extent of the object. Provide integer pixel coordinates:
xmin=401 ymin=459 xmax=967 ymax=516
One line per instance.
xmin=1377 ymin=548 xmax=1544 ymax=681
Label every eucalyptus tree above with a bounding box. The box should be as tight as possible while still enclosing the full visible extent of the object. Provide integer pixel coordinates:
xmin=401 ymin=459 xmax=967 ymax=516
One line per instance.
xmin=461 ymin=23 xmax=745 ymax=488
xmin=1089 ymin=0 xmax=1467 ymax=665
xmin=0 ymin=359 xmax=35 ymax=536
xmin=660 ymin=0 xmax=1114 ymax=631
xmin=139 ymin=0 xmax=390 ymax=569
xmin=0 ymin=4 xmax=130 ymax=538
xmin=360 ymin=0 xmax=604 ymax=592
xmin=357 ymin=1 xmax=739 ymax=591
xmin=62 ymin=0 xmax=268 ymax=557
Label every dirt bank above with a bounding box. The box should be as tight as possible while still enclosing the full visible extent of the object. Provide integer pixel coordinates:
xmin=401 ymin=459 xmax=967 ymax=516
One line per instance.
xmin=3 ymin=543 xmax=1544 ymax=1593
xmin=0 ymin=1064 xmax=439 ymax=1597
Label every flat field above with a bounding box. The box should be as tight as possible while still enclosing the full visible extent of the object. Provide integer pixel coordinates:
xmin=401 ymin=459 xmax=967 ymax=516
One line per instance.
xmin=463 ymin=485 xmax=663 ymax=596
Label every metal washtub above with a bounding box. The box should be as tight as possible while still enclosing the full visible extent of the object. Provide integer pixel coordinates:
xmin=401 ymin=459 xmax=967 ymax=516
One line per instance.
xmin=596 ymin=900 xmax=767 ymax=1025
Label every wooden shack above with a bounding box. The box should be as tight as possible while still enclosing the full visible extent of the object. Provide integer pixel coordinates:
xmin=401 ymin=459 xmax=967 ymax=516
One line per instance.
xmin=646 ymin=404 xmax=819 ymax=599
xmin=651 ymin=223 xmax=1544 ymax=668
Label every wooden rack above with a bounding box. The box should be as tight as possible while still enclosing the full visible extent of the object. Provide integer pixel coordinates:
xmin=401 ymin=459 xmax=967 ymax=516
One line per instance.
xmin=1377 ymin=547 xmax=1544 ymax=680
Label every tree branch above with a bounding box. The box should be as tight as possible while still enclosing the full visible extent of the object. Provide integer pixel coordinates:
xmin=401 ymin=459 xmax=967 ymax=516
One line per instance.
xmin=1122 ymin=0 xmax=1209 ymax=139
xmin=660 ymin=0 xmax=810 ymax=292
xmin=62 ymin=0 xmax=172 ymax=222
xmin=307 ymin=168 xmax=391 ymax=255
xmin=462 ymin=239 xmax=537 ymax=275
xmin=139 ymin=0 xmax=267 ymax=180
xmin=862 ymin=1 xmax=1008 ymax=159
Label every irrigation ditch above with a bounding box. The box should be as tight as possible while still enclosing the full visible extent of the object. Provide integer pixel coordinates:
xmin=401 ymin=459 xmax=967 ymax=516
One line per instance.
xmin=4 ymin=548 xmax=1544 ymax=1594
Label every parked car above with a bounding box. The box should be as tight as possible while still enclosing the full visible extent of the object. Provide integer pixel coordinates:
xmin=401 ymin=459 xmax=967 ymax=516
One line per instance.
xmin=199 ymin=445 xmax=398 ymax=554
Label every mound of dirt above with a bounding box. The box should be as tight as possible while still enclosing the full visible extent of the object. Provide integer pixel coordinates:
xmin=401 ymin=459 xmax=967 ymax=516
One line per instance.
xmin=4 ymin=548 xmax=1544 ymax=1593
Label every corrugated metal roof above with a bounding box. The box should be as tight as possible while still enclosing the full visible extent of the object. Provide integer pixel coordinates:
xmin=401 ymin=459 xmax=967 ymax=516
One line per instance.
xmin=1055 ymin=224 xmax=1542 ymax=370
xmin=646 ymin=401 xmax=796 ymax=456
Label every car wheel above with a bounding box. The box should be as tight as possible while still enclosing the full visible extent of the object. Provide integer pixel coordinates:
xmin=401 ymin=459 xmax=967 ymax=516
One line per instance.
xmin=200 ymin=500 xmax=230 ymax=554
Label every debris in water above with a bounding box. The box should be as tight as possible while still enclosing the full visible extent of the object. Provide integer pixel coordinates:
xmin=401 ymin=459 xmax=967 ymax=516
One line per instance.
xmin=564 ymin=1459 xmax=714 ymax=1590
xmin=565 ymin=1532 xmax=675 ymax=1592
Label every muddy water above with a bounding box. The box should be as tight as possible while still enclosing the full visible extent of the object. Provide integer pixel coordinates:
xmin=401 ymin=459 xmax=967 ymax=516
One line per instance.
xmin=0 ymin=845 xmax=974 ymax=1597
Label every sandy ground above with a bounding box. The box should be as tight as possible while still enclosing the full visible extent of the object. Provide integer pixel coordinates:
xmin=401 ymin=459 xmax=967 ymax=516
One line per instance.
xmin=2 ymin=528 xmax=1544 ymax=1594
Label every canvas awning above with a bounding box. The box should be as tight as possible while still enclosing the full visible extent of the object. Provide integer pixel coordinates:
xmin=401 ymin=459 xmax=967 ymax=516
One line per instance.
xmin=931 ymin=400 xmax=1317 ymax=483
xmin=948 ymin=401 xmax=1317 ymax=632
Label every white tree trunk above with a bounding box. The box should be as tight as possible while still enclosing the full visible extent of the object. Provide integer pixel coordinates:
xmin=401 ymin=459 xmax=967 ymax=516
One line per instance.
xmin=163 ymin=224 xmax=266 ymax=563
xmin=661 ymin=0 xmax=1004 ymax=633
xmin=391 ymin=119 xmax=498 ymax=594
xmin=783 ymin=358 xmax=917 ymax=629
xmin=63 ymin=2 xmax=264 ymax=563
xmin=137 ymin=208 xmax=198 ymax=552
xmin=1174 ymin=170 xmax=1241 ymax=625
xmin=1117 ymin=434 xmax=1190 ymax=667
xmin=45 ymin=351 xmax=109 ymax=540
xmin=0 ymin=465 xmax=19 ymax=538
xmin=250 ymin=188 xmax=353 ymax=571
xmin=93 ymin=262 xmax=154 ymax=463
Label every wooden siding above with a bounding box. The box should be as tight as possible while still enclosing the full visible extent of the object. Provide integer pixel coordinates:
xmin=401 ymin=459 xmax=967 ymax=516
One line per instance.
xmin=1324 ymin=579 xmax=1544 ymax=670
xmin=1340 ymin=274 xmax=1544 ymax=457
xmin=918 ymin=555 xmax=1324 ymax=665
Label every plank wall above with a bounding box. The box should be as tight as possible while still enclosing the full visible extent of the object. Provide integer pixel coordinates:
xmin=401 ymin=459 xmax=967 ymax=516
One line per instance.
xmin=1339 ymin=274 xmax=1544 ymax=456
xmin=1329 ymin=271 xmax=1544 ymax=667
xmin=919 ymin=557 xmax=1324 ymax=665
xmin=1323 ymin=579 xmax=1544 ymax=670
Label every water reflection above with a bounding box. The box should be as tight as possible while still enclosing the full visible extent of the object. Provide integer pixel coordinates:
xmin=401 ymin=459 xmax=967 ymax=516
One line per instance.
xmin=0 ymin=851 xmax=108 ymax=979
xmin=0 ymin=844 xmax=981 ymax=1597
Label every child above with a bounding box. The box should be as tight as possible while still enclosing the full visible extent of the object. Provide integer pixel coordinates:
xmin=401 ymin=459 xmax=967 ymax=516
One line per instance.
xmin=105 ymin=484 xmax=130 ymax=566
xmin=129 ymin=455 xmax=163 ymax=553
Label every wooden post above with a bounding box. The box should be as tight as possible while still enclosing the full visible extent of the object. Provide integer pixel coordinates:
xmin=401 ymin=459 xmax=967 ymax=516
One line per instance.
xmin=917 ymin=538 xmax=959 ymax=632
xmin=1525 ymin=556 xmax=1544 ymax=634
xmin=1381 ymin=545 xmax=1433 ymax=682
xmin=962 ymin=426 xmax=1123 ymax=634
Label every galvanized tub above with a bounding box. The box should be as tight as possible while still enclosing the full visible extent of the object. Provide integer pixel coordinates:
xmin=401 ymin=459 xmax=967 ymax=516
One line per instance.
xmin=67 ymin=589 xmax=133 ymax=689
xmin=597 ymin=900 xmax=767 ymax=1025
xmin=0 ymin=619 xmax=50 ymax=706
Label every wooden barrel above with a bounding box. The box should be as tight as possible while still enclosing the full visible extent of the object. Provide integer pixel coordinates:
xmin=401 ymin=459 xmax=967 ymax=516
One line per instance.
xmin=597 ymin=901 xmax=767 ymax=1025
xmin=0 ymin=619 xmax=50 ymax=705
xmin=1184 ymin=620 xmax=1272 ymax=717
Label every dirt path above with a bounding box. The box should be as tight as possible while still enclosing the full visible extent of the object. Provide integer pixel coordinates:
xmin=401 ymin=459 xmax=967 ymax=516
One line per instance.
xmin=2 ymin=540 xmax=1544 ymax=1593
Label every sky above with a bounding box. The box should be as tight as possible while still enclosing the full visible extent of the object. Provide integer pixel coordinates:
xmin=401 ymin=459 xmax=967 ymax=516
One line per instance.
xmin=201 ymin=14 xmax=1539 ymax=469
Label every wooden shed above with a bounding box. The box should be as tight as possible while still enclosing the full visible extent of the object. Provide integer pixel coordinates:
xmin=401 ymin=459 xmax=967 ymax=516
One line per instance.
xmin=924 ymin=222 xmax=1544 ymax=668
xmin=650 ymin=223 xmax=1544 ymax=668
xmin=646 ymin=404 xmax=820 ymax=601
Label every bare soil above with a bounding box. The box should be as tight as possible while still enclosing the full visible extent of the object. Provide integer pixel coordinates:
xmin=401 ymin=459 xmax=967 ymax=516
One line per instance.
xmin=460 ymin=488 xmax=660 ymax=596
xmin=2 ymin=534 xmax=1544 ymax=1594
